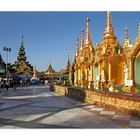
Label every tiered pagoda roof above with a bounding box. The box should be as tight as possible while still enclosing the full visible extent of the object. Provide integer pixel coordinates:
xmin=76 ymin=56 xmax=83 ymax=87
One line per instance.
xmin=14 ymin=35 xmax=33 ymax=75
xmin=45 ymin=63 xmax=55 ymax=75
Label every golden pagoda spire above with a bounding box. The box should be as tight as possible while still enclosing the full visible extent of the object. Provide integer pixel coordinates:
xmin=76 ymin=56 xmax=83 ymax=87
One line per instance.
xmin=21 ymin=35 xmax=24 ymax=46
xmin=135 ymin=22 xmax=140 ymax=46
xmin=85 ymin=17 xmax=91 ymax=44
xmin=76 ymin=38 xmax=79 ymax=56
xmin=123 ymin=25 xmax=132 ymax=48
xmin=138 ymin=22 xmax=140 ymax=34
xmin=76 ymin=38 xmax=79 ymax=51
xmin=100 ymin=11 xmax=118 ymax=55
xmin=125 ymin=25 xmax=129 ymax=39
xmin=104 ymin=11 xmax=115 ymax=38
xmin=80 ymin=28 xmax=84 ymax=48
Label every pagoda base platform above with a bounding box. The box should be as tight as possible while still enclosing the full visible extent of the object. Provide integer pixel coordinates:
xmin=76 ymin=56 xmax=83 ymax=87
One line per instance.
xmin=122 ymin=86 xmax=136 ymax=93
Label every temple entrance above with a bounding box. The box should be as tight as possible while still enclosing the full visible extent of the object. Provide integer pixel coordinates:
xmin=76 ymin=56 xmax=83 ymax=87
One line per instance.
xmin=94 ymin=63 xmax=99 ymax=88
xmin=135 ymin=54 xmax=140 ymax=90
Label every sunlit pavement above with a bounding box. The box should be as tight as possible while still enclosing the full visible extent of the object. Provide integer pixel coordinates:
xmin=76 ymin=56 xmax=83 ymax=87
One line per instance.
xmin=0 ymin=86 xmax=140 ymax=128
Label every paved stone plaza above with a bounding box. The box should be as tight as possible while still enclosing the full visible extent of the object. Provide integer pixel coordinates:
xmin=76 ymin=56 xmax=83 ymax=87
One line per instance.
xmin=0 ymin=86 xmax=140 ymax=128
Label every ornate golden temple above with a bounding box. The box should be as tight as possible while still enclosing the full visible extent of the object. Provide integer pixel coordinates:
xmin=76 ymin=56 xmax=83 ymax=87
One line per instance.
xmin=70 ymin=11 xmax=140 ymax=93
xmin=14 ymin=36 xmax=33 ymax=77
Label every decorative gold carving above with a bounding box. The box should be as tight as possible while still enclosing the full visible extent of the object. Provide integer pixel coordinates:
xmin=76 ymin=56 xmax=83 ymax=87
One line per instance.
xmin=72 ymin=12 xmax=140 ymax=92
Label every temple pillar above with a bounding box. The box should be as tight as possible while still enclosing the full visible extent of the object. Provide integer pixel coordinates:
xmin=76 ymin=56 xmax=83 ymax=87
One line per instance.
xmin=122 ymin=57 xmax=135 ymax=92
xmin=134 ymin=54 xmax=140 ymax=90
xmin=74 ymin=69 xmax=78 ymax=86
xmin=91 ymin=64 xmax=94 ymax=88
xmin=91 ymin=64 xmax=94 ymax=81
xmin=128 ymin=57 xmax=134 ymax=80
xmin=80 ymin=69 xmax=81 ymax=86
xmin=98 ymin=62 xmax=102 ymax=89
xmin=88 ymin=65 xmax=93 ymax=89
xmin=85 ymin=67 xmax=88 ymax=88
xmin=108 ymin=61 xmax=111 ymax=82
xmin=77 ymin=69 xmax=80 ymax=86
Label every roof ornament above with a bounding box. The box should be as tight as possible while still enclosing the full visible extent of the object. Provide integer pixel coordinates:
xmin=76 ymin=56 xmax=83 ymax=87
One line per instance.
xmin=80 ymin=28 xmax=84 ymax=48
xmin=85 ymin=17 xmax=91 ymax=44
xmin=21 ymin=35 xmax=24 ymax=46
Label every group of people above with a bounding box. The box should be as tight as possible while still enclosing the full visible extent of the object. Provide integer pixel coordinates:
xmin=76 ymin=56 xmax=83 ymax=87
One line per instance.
xmin=0 ymin=76 xmax=57 ymax=93
xmin=0 ymin=78 xmax=30 ymax=92
xmin=0 ymin=80 xmax=11 ymax=91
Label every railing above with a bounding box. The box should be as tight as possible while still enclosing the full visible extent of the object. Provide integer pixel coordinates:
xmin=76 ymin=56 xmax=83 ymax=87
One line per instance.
xmin=53 ymin=85 xmax=140 ymax=115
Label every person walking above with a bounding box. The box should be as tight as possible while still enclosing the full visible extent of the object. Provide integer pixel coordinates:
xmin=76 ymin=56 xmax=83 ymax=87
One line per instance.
xmin=6 ymin=80 xmax=9 ymax=91
xmin=20 ymin=80 xmax=23 ymax=87
xmin=1 ymin=80 xmax=4 ymax=89
xmin=13 ymin=80 xmax=17 ymax=90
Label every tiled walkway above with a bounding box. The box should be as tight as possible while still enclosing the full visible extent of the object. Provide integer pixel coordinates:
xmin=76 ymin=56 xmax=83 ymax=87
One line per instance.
xmin=0 ymin=86 xmax=140 ymax=128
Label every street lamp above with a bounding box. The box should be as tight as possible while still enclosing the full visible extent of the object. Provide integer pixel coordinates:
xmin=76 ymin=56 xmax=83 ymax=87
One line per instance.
xmin=3 ymin=46 xmax=11 ymax=80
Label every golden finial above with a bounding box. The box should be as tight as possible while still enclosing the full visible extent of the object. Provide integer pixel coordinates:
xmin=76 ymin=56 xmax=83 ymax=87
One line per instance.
xmin=125 ymin=25 xmax=128 ymax=39
xmin=21 ymin=35 xmax=24 ymax=46
xmin=138 ymin=22 xmax=140 ymax=33
xmin=86 ymin=16 xmax=90 ymax=22
xmin=86 ymin=16 xmax=91 ymax=44
xmin=76 ymin=38 xmax=79 ymax=50
xmin=81 ymin=28 xmax=84 ymax=33
xmin=123 ymin=25 xmax=132 ymax=48
xmin=107 ymin=11 xmax=111 ymax=16
xmin=80 ymin=28 xmax=84 ymax=48
xmin=75 ymin=38 xmax=79 ymax=56
xmin=107 ymin=11 xmax=111 ymax=25
xmin=104 ymin=11 xmax=114 ymax=35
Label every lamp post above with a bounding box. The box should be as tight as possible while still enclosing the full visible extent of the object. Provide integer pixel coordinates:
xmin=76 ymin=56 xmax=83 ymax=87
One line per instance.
xmin=3 ymin=47 xmax=11 ymax=80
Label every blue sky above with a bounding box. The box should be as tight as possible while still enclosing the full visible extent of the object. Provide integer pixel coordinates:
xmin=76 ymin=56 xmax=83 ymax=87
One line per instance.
xmin=0 ymin=12 xmax=140 ymax=72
